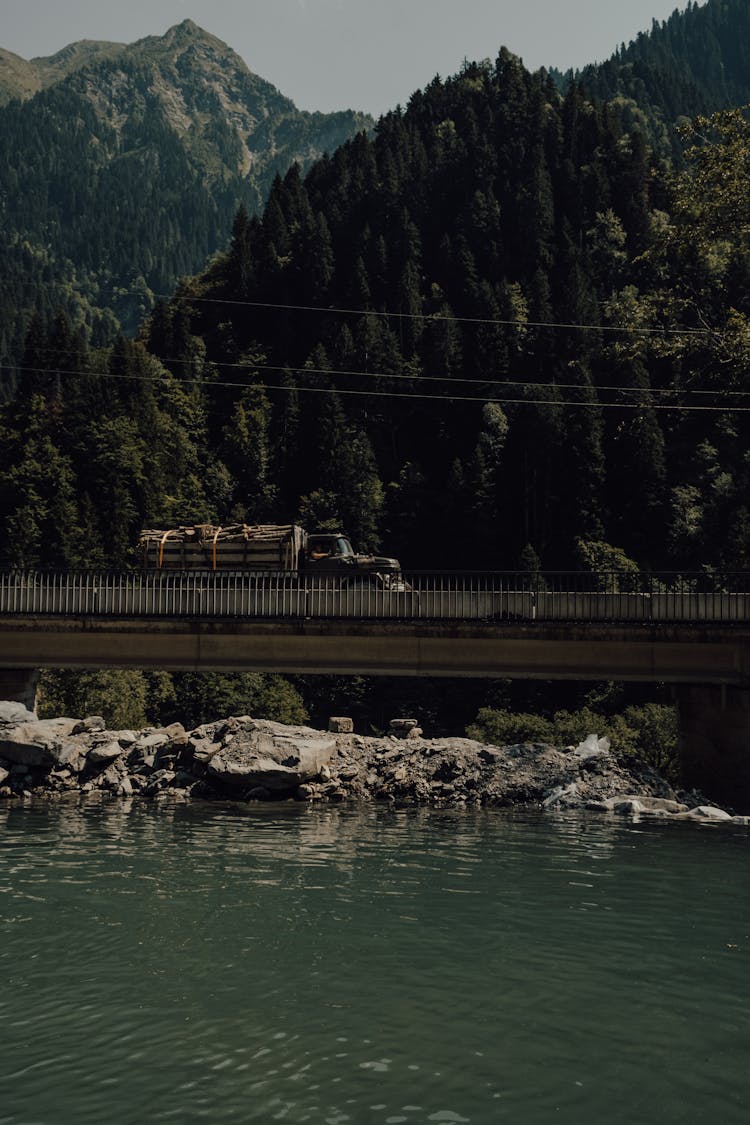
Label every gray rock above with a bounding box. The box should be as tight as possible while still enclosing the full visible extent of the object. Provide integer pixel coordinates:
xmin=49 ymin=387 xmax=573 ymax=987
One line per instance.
xmin=389 ymin=718 xmax=419 ymax=737
xmin=0 ymin=763 xmax=8 ymax=785
xmin=0 ymin=718 xmax=78 ymax=768
xmin=189 ymin=738 xmax=222 ymax=764
xmin=612 ymin=798 xmax=646 ymax=815
xmin=88 ymin=741 xmax=124 ymax=765
xmin=115 ymin=731 xmax=139 ymax=748
xmin=144 ymin=769 xmax=176 ymax=793
xmin=126 ymin=743 xmax=156 ymax=770
xmin=0 ymin=701 xmax=37 ymax=724
xmin=71 ymin=716 xmax=106 ymax=734
xmin=96 ymin=764 xmax=124 ymax=789
xmin=136 ymin=732 xmax=170 ymax=751
xmin=47 ymin=740 xmax=82 ymax=768
xmin=602 ymin=794 xmax=688 ymax=815
xmin=673 ymin=805 xmax=733 ymax=822
xmin=208 ymin=721 xmax=336 ymax=791
xmin=328 ymin=716 xmax=354 ymax=733
xmin=574 ymin=734 xmax=611 ymax=760
xmin=543 ymin=782 xmax=579 ymax=808
xmin=163 ymin=722 xmax=188 ymax=744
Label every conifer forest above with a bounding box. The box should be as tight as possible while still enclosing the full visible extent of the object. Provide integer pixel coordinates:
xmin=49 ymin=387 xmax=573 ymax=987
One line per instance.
xmin=2 ymin=0 xmax=750 ymax=734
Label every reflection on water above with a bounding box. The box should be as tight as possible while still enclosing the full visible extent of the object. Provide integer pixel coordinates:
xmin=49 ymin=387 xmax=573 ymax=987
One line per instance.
xmin=0 ymin=800 xmax=748 ymax=1124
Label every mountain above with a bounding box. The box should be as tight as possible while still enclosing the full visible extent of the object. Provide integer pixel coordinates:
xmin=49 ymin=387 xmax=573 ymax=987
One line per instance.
xmin=558 ymin=0 xmax=750 ymax=153
xmin=0 ymin=20 xmax=373 ymax=342
xmin=0 ymin=39 xmax=126 ymax=104
xmin=5 ymin=19 xmax=750 ymax=727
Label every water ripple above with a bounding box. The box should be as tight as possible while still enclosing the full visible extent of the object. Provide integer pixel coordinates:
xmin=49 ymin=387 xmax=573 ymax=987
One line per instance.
xmin=0 ymin=803 xmax=748 ymax=1123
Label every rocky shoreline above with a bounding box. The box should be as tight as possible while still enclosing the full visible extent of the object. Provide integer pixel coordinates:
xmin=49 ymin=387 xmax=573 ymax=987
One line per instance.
xmin=0 ymin=701 xmax=746 ymax=825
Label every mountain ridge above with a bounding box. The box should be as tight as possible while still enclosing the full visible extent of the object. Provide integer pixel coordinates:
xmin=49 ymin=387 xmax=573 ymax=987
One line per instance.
xmin=0 ymin=20 xmax=373 ymax=336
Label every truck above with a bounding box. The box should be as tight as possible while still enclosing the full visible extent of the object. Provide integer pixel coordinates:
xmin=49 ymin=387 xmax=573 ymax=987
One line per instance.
xmin=138 ymin=523 xmax=403 ymax=585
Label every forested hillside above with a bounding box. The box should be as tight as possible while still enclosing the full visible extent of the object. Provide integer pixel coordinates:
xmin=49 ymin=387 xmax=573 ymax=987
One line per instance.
xmin=560 ymin=0 xmax=750 ymax=153
xmin=0 ymin=20 xmax=372 ymax=357
xmin=4 ymin=50 xmax=750 ymax=580
xmin=4 ymin=4 xmax=750 ymax=731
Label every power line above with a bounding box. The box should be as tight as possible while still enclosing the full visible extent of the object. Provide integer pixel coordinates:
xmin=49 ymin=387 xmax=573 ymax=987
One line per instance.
xmin=0 ymin=278 xmax=711 ymax=338
xmin=8 ymin=348 xmax=744 ymax=399
xmin=154 ymin=291 xmax=711 ymax=338
xmin=156 ymin=356 xmax=741 ymax=399
xmin=10 ymin=362 xmax=750 ymax=413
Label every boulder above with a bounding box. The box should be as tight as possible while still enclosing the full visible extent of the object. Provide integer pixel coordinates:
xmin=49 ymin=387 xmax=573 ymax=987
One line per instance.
xmin=208 ymin=720 xmax=336 ymax=791
xmin=673 ymin=805 xmax=733 ymax=822
xmin=71 ymin=716 xmax=106 ymax=735
xmin=163 ymin=722 xmax=188 ymax=746
xmin=189 ymin=738 xmax=222 ymax=765
xmin=328 ymin=716 xmax=354 ymax=733
xmin=0 ymin=701 xmax=36 ymax=724
xmin=88 ymin=740 xmax=125 ymax=766
xmin=135 ymin=732 xmax=170 ymax=751
xmin=612 ymin=798 xmax=646 ymax=815
xmin=0 ymin=718 xmax=78 ymax=768
xmin=389 ymin=718 xmax=419 ymax=737
xmin=115 ymin=731 xmax=139 ymax=748
xmin=143 ymin=769 xmax=176 ymax=794
xmin=602 ymin=795 xmax=689 ymax=815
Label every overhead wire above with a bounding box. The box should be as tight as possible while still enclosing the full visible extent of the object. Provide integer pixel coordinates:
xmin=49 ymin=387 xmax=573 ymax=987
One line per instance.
xmin=9 ymin=362 xmax=750 ymax=413
xmin=1 ymin=281 xmax=737 ymax=408
xmin=153 ymin=291 xmax=713 ymax=337
xmin=0 ymin=277 xmax=713 ymax=338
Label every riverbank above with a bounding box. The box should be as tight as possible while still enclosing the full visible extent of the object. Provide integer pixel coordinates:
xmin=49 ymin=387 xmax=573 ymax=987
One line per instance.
xmin=0 ymin=701 xmax=745 ymax=824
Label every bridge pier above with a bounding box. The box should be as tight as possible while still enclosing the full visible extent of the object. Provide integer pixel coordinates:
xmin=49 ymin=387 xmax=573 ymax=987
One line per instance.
xmin=0 ymin=668 xmax=39 ymax=715
xmin=676 ymin=685 xmax=750 ymax=812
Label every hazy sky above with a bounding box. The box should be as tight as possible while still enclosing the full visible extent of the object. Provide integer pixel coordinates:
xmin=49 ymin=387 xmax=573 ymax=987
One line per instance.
xmin=0 ymin=0 xmax=699 ymax=117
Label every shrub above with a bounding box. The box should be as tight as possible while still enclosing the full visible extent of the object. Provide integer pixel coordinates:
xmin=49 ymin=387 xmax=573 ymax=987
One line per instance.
xmin=467 ymin=702 xmax=678 ymax=780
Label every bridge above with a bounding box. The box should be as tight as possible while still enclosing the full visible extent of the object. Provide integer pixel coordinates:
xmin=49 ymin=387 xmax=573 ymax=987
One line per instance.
xmin=2 ymin=569 xmax=750 ymax=806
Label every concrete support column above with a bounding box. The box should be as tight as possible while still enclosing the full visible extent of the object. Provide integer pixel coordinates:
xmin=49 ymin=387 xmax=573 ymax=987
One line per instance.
xmin=0 ymin=668 xmax=39 ymax=715
xmin=676 ymin=684 xmax=750 ymax=812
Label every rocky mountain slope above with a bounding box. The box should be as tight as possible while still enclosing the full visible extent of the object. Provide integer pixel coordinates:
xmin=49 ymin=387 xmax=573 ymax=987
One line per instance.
xmin=0 ymin=39 xmax=126 ymax=104
xmin=0 ymin=20 xmax=373 ymax=336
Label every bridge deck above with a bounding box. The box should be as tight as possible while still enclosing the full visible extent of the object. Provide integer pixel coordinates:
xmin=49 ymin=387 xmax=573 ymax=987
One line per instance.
xmin=1 ymin=614 xmax=748 ymax=684
xmin=1 ymin=571 xmax=750 ymax=682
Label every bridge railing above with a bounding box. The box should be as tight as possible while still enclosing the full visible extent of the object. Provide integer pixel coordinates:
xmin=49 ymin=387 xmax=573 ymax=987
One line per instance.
xmin=1 ymin=570 xmax=750 ymax=623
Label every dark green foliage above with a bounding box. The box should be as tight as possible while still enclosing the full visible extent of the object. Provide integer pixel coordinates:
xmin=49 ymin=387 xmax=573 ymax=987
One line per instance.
xmin=467 ymin=703 xmax=679 ymax=781
xmin=38 ymin=669 xmax=150 ymax=729
xmin=175 ymin=51 xmax=671 ymax=569
xmin=5 ymin=8 xmax=750 ymax=735
xmin=152 ymin=672 xmax=309 ymax=729
xmin=37 ymin=668 xmax=308 ymax=729
xmin=0 ymin=25 xmax=373 ymax=341
xmin=559 ymin=0 xmax=750 ymax=157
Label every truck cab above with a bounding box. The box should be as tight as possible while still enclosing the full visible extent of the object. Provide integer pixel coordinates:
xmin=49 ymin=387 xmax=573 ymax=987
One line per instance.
xmin=304 ymin=532 xmax=402 ymax=585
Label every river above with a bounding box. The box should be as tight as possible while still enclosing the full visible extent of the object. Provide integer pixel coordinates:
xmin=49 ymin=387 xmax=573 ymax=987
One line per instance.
xmin=0 ymin=800 xmax=748 ymax=1124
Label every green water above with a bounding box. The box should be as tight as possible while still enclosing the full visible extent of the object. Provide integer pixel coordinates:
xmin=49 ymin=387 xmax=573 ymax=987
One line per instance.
xmin=0 ymin=800 xmax=748 ymax=1125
